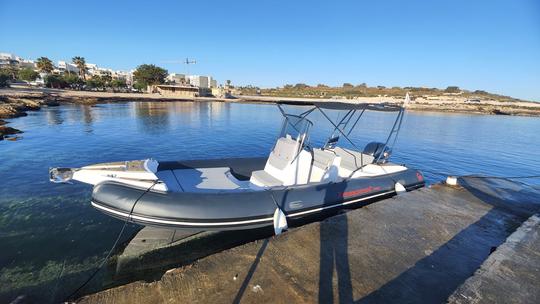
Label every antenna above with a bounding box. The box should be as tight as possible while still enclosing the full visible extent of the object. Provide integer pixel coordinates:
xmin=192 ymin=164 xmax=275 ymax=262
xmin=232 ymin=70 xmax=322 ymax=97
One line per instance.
xmin=184 ymin=57 xmax=196 ymax=65
xmin=184 ymin=57 xmax=196 ymax=77
xmin=161 ymin=58 xmax=197 ymax=82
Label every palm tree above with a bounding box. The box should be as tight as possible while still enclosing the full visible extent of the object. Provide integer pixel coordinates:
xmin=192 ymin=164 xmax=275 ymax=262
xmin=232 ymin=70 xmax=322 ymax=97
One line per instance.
xmin=72 ymin=56 xmax=87 ymax=80
xmin=36 ymin=57 xmax=54 ymax=74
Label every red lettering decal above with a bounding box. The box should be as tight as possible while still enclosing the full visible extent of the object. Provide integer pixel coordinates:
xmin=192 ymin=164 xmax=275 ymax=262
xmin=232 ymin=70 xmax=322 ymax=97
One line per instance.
xmin=341 ymin=186 xmax=382 ymax=198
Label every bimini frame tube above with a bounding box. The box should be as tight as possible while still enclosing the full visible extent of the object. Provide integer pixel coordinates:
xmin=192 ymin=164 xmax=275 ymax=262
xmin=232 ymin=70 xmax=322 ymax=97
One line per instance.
xmin=275 ymin=99 xmax=407 ymax=164
xmin=375 ymin=107 xmax=405 ymax=163
xmin=316 ymin=106 xmax=362 ymax=151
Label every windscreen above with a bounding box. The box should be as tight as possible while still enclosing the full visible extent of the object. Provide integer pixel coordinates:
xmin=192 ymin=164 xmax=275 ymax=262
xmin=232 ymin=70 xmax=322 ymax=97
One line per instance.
xmin=279 ymin=114 xmax=313 ymax=143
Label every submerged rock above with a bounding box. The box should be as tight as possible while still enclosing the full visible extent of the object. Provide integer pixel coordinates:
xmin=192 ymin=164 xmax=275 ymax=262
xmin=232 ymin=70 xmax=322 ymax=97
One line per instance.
xmin=0 ymin=125 xmax=23 ymax=140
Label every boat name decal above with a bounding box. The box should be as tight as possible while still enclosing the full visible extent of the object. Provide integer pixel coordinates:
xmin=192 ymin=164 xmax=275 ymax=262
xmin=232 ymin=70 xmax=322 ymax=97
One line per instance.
xmin=289 ymin=200 xmax=304 ymax=209
xmin=341 ymin=186 xmax=381 ymax=198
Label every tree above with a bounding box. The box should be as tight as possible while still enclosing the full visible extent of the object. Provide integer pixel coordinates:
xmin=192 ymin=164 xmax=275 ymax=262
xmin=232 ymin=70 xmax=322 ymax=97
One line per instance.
xmin=2 ymin=65 xmax=19 ymax=80
xmin=45 ymin=74 xmax=67 ymax=88
xmin=133 ymin=82 xmax=146 ymax=91
xmin=111 ymin=78 xmax=127 ymax=91
xmin=294 ymin=83 xmax=309 ymax=89
xmin=72 ymin=56 xmax=87 ymax=80
xmin=226 ymin=80 xmax=231 ymax=87
xmin=0 ymin=69 xmax=11 ymax=87
xmin=133 ymin=64 xmax=168 ymax=89
xmin=63 ymin=73 xmax=83 ymax=88
xmin=100 ymin=72 xmax=112 ymax=87
xmin=85 ymin=75 xmax=105 ymax=90
xmin=473 ymin=90 xmax=488 ymax=95
xmin=18 ymin=68 xmax=39 ymax=82
xmin=445 ymin=86 xmax=461 ymax=93
xmin=342 ymin=83 xmax=353 ymax=88
xmin=36 ymin=57 xmax=54 ymax=74
xmin=356 ymin=83 xmax=367 ymax=88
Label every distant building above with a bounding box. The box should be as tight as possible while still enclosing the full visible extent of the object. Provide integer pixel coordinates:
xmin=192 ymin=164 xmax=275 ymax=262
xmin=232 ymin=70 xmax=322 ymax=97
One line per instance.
xmin=148 ymin=84 xmax=210 ymax=98
xmin=186 ymin=75 xmax=210 ymax=88
xmin=0 ymin=53 xmax=18 ymax=67
xmin=0 ymin=53 xmax=36 ymax=69
xmin=167 ymin=73 xmax=186 ymax=84
xmin=210 ymin=78 xmax=217 ymax=88
xmin=58 ymin=61 xmax=79 ymax=74
xmin=211 ymin=86 xmax=236 ymax=98
xmin=19 ymin=59 xmax=35 ymax=69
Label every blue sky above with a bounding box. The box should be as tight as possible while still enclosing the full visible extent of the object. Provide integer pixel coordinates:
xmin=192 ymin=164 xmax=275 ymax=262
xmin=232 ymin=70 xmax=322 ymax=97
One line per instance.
xmin=1 ymin=0 xmax=539 ymax=101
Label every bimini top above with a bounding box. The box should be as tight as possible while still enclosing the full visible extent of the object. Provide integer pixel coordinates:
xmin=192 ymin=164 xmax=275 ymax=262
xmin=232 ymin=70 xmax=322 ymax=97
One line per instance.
xmin=276 ymin=100 xmax=403 ymax=112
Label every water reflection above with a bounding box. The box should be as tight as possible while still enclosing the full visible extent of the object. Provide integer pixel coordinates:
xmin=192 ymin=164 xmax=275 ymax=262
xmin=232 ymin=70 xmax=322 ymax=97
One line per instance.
xmin=133 ymin=101 xmax=233 ymax=135
xmin=45 ymin=107 xmax=64 ymax=125
xmin=81 ymin=106 xmax=95 ymax=133
xmin=134 ymin=102 xmax=171 ymax=134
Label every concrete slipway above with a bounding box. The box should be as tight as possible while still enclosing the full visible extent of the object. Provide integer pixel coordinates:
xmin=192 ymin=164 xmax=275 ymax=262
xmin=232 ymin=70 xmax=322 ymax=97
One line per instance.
xmin=77 ymin=177 xmax=540 ymax=304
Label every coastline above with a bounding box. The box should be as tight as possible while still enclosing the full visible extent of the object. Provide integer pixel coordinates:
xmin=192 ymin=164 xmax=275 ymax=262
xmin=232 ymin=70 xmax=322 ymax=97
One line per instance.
xmin=1 ymin=86 xmax=539 ymax=140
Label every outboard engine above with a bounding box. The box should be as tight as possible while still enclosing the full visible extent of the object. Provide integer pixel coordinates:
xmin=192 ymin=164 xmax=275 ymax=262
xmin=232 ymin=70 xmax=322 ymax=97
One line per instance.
xmin=363 ymin=142 xmax=391 ymax=163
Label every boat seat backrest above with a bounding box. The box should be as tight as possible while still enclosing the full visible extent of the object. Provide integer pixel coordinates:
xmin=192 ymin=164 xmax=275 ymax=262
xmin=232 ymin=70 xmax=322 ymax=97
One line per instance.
xmin=267 ymin=137 xmax=299 ymax=170
xmin=251 ymin=136 xmax=313 ymax=187
xmin=334 ymin=147 xmax=374 ymax=173
xmin=312 ymin=148 xmax=335 ymax=170
xmin=309 ymin=148 xmax=340 ymax=183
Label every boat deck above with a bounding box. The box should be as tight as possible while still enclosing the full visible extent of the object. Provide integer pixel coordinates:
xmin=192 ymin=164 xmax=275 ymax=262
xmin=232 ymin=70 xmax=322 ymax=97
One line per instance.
xmin=77 ymin=177 xmax=540 ymax=303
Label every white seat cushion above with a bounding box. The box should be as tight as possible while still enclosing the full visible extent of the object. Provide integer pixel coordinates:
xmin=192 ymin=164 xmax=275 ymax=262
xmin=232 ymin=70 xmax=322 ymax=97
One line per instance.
xmin=250 ymin=170 xmax=283 ymax=187
xmin=173 ymin=167 xmax=245 ymax=192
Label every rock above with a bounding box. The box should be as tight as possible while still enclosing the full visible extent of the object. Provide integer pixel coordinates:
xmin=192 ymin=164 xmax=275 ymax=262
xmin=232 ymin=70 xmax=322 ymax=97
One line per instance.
xmin=44 ymin=99 xmax=60 ymax=107
xmin=0 ymin=125 xmax=23 ymax=140
xmin=491 ymin=109 xmax=511 ymax=115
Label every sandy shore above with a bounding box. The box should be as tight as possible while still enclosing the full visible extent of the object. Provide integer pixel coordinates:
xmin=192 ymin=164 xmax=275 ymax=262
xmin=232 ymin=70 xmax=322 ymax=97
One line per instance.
xmin=1 ymin=86 xmax=539 ymax=140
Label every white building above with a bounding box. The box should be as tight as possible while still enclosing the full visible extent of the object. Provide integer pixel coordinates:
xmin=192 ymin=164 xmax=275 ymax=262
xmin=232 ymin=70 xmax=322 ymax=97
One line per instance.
xmin=85 ymin=63 xmax=98 ymax=75
xmin=187 ymin=75 xmax=210 ymax=88
xmin=167 ymin=73 xmax=186 ymax=84
xmin=19 ymin=59 xmax=36 ymax=69
xmin=58 ymin=61 xmax=79 ymax=73
xmin=0 ymin=53 xmax=35 ymax=69
xmin=0 ymin=53 xmax=17 ymax=67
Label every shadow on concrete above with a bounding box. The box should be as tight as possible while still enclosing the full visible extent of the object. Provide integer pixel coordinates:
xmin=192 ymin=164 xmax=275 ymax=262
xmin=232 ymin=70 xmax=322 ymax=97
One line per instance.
xmin=356 ymin=178 xmax=540 ymax=303
xmin=318 ymin=181 xmax=353 ymax=303
xmin=232 ymin=239 xmax=270 ymax=304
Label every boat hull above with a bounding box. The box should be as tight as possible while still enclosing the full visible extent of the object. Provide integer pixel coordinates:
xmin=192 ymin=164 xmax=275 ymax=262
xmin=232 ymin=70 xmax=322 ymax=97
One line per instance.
xmin=91 ymin=157 xmax=425 ymax=230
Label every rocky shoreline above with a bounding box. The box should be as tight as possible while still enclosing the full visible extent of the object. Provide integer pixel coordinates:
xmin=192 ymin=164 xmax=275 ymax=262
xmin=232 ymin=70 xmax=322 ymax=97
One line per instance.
xmin=0 ymin=95 xmax=60 ymax=140
xmin=1 ymin=87 xmax=539 ymax=140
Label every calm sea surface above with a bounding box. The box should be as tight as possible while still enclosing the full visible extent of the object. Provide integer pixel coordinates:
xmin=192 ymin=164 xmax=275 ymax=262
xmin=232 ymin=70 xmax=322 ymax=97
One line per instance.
xmin=1 ymin=101 xmax=539 ymax=302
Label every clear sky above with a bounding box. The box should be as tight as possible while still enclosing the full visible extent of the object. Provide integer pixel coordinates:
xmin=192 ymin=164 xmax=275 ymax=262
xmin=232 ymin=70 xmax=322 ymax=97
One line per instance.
xmin=1 ymin=0 xmax=539 ymax=101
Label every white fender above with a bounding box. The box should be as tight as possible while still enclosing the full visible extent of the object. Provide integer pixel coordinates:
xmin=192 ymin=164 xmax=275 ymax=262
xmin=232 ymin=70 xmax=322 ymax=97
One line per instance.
xmin=273 ymin=208 xmax=288 ymax=235
xmin=446 ymin=176 xmax=458 ymax=186
xmin=394 ymin=182 xmax=406 ymax=193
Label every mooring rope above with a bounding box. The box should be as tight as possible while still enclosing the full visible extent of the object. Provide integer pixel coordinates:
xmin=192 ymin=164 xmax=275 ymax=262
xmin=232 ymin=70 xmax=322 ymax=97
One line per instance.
xmin=62 ymin=180 xmax=159 ymax=302
xmin=418 ymin=168 xmax=540 ymax=181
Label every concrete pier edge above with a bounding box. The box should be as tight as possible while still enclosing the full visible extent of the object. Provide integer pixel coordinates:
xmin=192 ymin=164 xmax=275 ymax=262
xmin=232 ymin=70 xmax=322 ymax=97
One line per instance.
xmin=75 ymin=177 xmax=540 ymax=304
